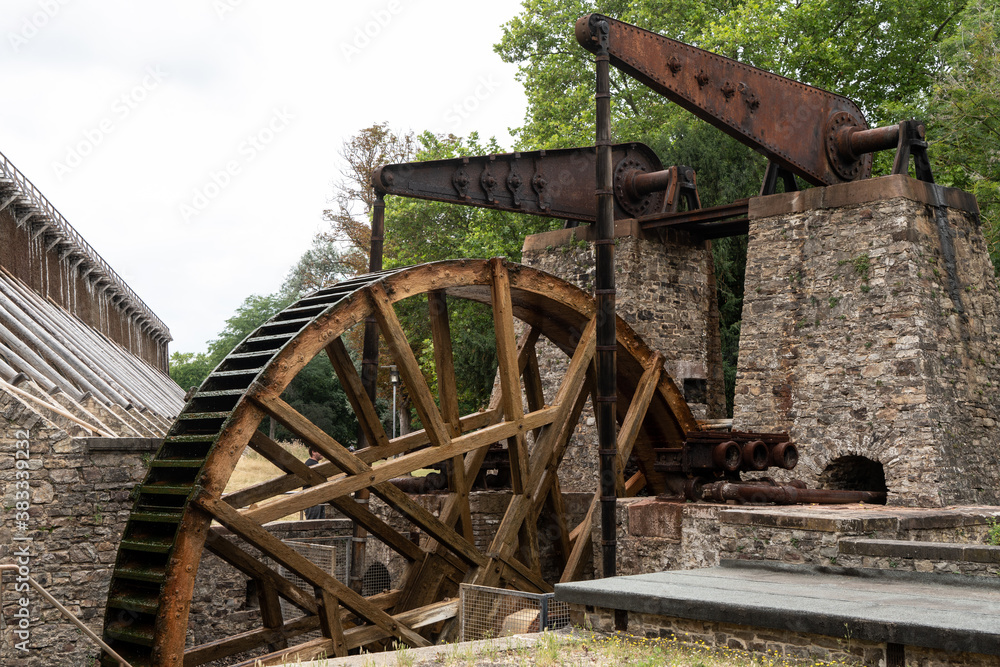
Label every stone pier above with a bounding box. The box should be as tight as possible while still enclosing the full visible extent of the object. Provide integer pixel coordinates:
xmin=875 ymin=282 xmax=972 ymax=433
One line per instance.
xmin=733 ymin=175 xmax=1000 ymax=506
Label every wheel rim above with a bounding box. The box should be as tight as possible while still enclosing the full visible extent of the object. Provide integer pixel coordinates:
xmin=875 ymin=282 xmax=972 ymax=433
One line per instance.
xmin=102 ymin=258 xmax=697 ymax=666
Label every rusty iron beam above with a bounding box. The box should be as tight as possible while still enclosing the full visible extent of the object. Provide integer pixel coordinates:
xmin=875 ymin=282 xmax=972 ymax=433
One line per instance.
xmin=373 ymin=143 xmax=679 ymax=223
xmin=575 ymin=14 xmax=908 ymax=186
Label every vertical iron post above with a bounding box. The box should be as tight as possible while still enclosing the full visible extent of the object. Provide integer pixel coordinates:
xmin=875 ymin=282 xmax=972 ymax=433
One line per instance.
xmin=592 ymin=16 xmax=618 ymax=582
xmin=349 ymin=191 xmax=385 ymax=592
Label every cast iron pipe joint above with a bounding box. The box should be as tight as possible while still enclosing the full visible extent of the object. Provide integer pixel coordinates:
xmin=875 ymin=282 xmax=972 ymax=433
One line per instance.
xmin=576 ymin=14 xmax=609 ymax=52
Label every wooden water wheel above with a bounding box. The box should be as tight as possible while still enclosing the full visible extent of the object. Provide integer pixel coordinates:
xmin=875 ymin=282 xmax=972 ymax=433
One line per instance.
xmin=100 ymin=258 xmax=697 ymax=666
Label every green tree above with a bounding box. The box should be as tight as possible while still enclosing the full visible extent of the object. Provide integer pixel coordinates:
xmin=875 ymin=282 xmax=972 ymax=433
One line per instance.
xmin=168 ymin=351 xmax=212 ymax=393
xmin=929 ymin=0 xmax=1000 ymax=273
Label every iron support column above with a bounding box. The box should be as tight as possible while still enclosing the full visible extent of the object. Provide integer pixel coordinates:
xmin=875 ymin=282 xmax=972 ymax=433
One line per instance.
xmin=592 ymin=17 xmax=618 ymax=584
xmin=349 ymin=191 xmax=385 ymax=592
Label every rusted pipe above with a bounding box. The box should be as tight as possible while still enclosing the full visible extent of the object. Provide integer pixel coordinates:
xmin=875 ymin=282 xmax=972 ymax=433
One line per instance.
xmin=770 ymin=441 xmax=799 ymax=470
xmin=742 ymin=440 xmax=769 ymax=471
xmin=696 ymin=481 xmax=886 ymax=505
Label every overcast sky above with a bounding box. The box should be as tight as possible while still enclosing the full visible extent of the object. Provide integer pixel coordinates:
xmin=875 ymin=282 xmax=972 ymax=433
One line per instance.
xmin=0 ymin=0 xmax=531 ymax=354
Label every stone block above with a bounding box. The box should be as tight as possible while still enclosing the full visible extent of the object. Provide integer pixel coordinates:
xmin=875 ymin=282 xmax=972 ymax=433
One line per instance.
xmin=627 ymin=500 xmax=683 ymax=540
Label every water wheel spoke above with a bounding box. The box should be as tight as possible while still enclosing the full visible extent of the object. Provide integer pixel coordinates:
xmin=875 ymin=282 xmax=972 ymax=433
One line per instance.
xmin=194 ymin=493 xmax=430 ymax=649
xmin=615 ymin=352 xmax=663 ymax=494
xmin=257 ymin=584 xmax=288 ymax=652
xmin=247 ymin=430 xmax=325 ymax=484
xmin=315 ymin=588 xmax=347 ymax=656
xmin=490 ymin=258 xmax=530 ymax=494
xmin=427 ymin=289 xmax=474 ymax=543
xmin=204 ymin=531 xmax=317 ymax=614
xmin=244 ymin=405 xmax=559 ymax=525
xmin=368 ymin=282 xmax=453 ymax=449
xmin=326 ymin=336 xmax=391 ymax=449
xmin=523 ymin=343 xmax=546 ymax=441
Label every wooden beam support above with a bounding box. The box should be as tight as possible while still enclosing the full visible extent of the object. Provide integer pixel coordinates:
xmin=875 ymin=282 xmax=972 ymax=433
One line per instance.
xmin=326 ymin=336 xmax=391 ymax=449
xmin=427 ymin=289 xmax=474 ymax=543
xmin=223 ymin=408 xmax=500 ymax=510
xmin=490 ymin=258 xmax=530 ymax=494
xmin=195 ymin=494 xmax=430 ymax=649
xmin=368 ymin=282 xmax=452 ymax=449
xmin=245 ymin=394 xmax=558 ymax=525
xmin=316 ymin=588 xmax=347 ymax=657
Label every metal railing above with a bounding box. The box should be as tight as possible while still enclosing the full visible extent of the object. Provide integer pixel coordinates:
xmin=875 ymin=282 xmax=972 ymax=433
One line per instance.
xmin=0 ymin=564 xmax=132 ymax=667
xmin=0 ymin=149 xmax=170 ymax=339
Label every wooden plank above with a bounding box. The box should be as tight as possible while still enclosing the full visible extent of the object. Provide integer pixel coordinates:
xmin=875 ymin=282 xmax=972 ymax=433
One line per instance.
xmin=326 ymin=336 xmax=391 ymax=449
xmin=183 ymin=616 xmax=319 ymax=666
xmin=223 ymin=408 xmax=500 ymax=509
xmin=545 ymin=474 xmax=572 ymax=568
xmin=427 ymin=290 xmax=474 ymax=543
xmin=614 ymin=353 xmax=662 ymax=495
xmin=316 ymin=588 xmax=347 ymax=657
xmin=490 ymin=258 xmax=530 ymax=494
xmin=194 ymin=590 xmax=403 ymax=666
xmin=341 ymin=599 xmax=459 ymax=651
xmin=232 ymin=638 xmax=335 ymax=667
xmin=523 ymin=343 xmax=546 ymax=441
xmin=368 ymin=282 xmax=452 ymax=449
xmin=244 ymin=404 xmax=560 ymax=525
xmin=195 ymin=494 xmax=430 ymax=649
xmin=257 ymin=581 xmax=288 ymax=653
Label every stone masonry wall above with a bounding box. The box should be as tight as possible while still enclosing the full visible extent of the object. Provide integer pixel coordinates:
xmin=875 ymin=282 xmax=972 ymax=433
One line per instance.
xmin=522 ymin=221 xmax=725 ymax=492
xmin=0 ymin=394 xmax=157 ymax=667
xmin=610 ymin=498 xmax=1000 ymax=577
xmin=734 ymin=177 xmax=1000 ymax=506
xmin=575 ymin=606 xmax=998 ymax=667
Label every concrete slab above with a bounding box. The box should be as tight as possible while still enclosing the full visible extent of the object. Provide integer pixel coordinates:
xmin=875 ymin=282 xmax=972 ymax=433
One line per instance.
xmin=555 ymin=560 xmax=1000 ymax=656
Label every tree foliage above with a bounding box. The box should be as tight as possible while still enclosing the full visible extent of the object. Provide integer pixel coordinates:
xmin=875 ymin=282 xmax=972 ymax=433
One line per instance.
xmin=929 ymin=0 xmax=1000 ymax=273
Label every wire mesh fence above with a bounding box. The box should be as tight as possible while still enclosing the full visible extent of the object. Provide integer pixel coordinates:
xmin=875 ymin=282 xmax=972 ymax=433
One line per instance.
xmin=277 ymin=536 xmax=352 ymax=641
xmin=459 ymin=583 xmax=570 ymax=642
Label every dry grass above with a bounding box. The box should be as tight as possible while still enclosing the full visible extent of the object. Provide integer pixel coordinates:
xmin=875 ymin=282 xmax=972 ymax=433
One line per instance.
xmin=287 ymin=630 xmax=860 ymax=666
xmin=226 ymin=440 xmax=310 ymax=521
xmin=226 ymin=440 xmax=310 ymax=493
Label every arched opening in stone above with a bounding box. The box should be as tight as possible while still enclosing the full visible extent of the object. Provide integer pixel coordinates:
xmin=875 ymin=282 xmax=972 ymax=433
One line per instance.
xmin=818 ymin=455 xmax=888 ymax=495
